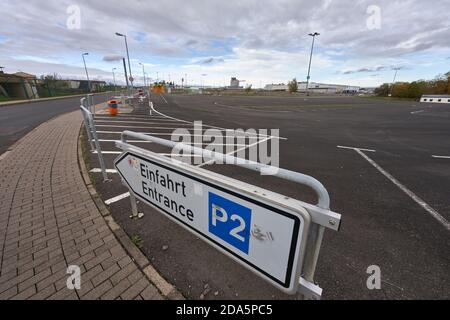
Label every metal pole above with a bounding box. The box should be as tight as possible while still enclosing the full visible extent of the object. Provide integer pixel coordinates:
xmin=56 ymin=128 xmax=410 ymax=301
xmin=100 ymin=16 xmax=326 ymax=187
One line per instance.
xmin=122 ymin=58 xmax=130 ymax=94
xmin=80 ymin=105 xmax=109 ymax=182
xmin=390 ymin=68 xmax=399 ymax=96
xmin=124 ymin=35 xmax=133 ymax=88
xmin=112 ymin=68 xmax=117 ymax=92
xmin=81 ymin=99 xmax=95 ymax=151
xmin=140 ymin=63 xmax=146 ymax=87
xmin=82 ymin=53 xmax=91 ymax=92
xmin=306 ymin=33 xmax=319 ymax=96
xmin=119 ymin=134 xmax=142 ymax=218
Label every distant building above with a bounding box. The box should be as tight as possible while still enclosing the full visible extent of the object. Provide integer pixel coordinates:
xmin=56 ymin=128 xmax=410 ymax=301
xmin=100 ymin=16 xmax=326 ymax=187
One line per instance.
xmin=420 ymin=95 xmax=450 ymax=104
xmin=66 ymin=79 xmax=106 ymax=91
xmin=228 ymin=77 xmax=243 ymax=89
xmin=297 ymin=81 xmax=360 ymax=94
xmin=0 ymin=71 xmax=39 ymax=99
xmin=264 ymin=83 xmax=289 ymax=91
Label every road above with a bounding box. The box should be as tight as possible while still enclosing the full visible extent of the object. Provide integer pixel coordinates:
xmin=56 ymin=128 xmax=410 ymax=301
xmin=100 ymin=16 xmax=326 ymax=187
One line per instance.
xmin=86 ymin=93 xmax=450 ymax=300
xmin=0 ymin=93 xmax=111 ymax=154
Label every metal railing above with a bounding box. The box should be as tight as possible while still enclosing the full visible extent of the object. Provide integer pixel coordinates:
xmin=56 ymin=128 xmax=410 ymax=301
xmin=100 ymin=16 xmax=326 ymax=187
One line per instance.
xmin=80 ymin=97 xmax=109 ymax=182
xmin=116 ymin=130 xmax=342 ymax=299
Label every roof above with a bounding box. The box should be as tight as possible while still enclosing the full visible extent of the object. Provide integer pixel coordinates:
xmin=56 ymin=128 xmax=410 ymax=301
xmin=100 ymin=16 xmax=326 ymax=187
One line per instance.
xmin=13 ymin=72 xmax=37 ymax=79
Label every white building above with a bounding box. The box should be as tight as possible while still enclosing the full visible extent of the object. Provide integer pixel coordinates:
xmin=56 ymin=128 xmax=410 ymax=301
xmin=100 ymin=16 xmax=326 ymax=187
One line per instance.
xmin=229 ymin=77 xmax=243 ymax=89
xmin=297 ymin=82 xmax=360 ymax=94
xmin=264 ymin=83 xmax=289 ymax=91
xmin=420 ymin=95 xmax=450 ymax=104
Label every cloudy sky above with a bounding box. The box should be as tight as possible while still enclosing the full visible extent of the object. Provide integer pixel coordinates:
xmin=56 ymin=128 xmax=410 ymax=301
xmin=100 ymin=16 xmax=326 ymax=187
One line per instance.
xmin=1 ymin=0 xmax=449 ymax=87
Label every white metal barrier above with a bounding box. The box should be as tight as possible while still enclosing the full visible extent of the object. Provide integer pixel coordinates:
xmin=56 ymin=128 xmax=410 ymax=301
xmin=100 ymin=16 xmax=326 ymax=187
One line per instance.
xmin=115 ymin=130 xmax=342 ymax=299
xmin=80 ymin=97 xmax=109 ymax=182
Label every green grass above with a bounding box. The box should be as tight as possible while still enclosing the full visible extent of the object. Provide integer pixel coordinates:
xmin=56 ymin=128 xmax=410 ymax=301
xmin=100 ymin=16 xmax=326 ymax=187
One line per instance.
xmin=131 ymin=235 xmax=144 ymax=248
xmin=0 ymin=96 xmax=20 ymax=102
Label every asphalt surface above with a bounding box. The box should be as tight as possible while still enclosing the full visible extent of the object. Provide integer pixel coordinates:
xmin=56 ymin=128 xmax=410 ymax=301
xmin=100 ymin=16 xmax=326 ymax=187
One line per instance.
xmin=87 ymin=93 xmax=450 ymax=300
xmin=0 ymin=93 xmax=112 ymax=154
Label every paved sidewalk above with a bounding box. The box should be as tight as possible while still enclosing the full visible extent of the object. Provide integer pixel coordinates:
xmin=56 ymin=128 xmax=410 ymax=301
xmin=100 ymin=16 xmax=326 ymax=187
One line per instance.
xmin=0 ymin=111 xmax=163 ymax=300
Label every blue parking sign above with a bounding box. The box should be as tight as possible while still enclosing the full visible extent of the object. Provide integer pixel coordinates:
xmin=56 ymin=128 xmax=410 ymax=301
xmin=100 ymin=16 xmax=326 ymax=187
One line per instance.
xmin=208 ymin=192 xmax=252 ymax=254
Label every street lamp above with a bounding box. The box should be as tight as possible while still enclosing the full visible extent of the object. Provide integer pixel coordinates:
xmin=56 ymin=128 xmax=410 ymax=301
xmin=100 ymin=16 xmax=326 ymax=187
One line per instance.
xmin=390 ymin=67 xmax=400 ymax=97
xmin=306 ymin=32 xmax=320 ymax=96
xmin=82 ymin=52 xmax=91 ymax=92
xmin=139 ymin=62 xmax=146 ymax=87
xmin=115 ymin=32 xmax=133 ymax=87
xmin=201 ymin=74 xmax=207 ymax=88
xmin=112 ymin=68 xmax=117 ymax=92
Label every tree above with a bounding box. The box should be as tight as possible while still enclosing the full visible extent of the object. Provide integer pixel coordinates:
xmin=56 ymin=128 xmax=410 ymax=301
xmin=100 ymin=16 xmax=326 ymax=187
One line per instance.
xmin=288 ymin=78 xmax=298 ymax=93
xmin=374 ymin=83 xmax=390 ymax=96
xmin=245 ymin=84 xmax=252 ymax=93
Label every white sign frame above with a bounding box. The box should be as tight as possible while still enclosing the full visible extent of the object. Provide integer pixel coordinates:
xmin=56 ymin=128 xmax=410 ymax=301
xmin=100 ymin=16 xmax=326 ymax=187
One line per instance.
xmin=114 ymin=150 xmax=312 ymax=294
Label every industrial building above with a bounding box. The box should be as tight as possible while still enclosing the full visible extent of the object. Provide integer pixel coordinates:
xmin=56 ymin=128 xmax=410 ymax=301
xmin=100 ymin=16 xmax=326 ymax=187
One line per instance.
xmin=263 ymin=81 xmax=360 ymax=94
xmin=297 ymin=82 xmax=360 ymax=94
xmin=228 ymin=77 xmax=244 ymax=89
xmin=264 ymin=83 xmax=289 ymax=91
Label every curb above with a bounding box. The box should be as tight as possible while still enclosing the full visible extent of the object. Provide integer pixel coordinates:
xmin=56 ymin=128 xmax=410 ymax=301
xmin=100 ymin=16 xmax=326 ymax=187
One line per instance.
xmin=0 ymin=91 xmax=112 ymax=107
xmin=76 ymin=124 xmax=185 ymax=300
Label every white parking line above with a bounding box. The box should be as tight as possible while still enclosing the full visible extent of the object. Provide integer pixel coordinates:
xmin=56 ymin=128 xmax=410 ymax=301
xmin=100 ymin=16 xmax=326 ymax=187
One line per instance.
xmin=102 ymin=101 xmax=285 ymax=205
xmin=98 ymin=139 xmax=153 ymax=143
xmin=95 ymin=116 xmax=173 ymax=121
xmin=411 ymin=110 xmax=425 ymax=114
xmin=149 ymin=104 xmax=286 ymax=139
xmin=339 ymin=146 xmax=450 ymax=231
xmin=160 ymin=94 xmax=168 ymax=104
xmin=337 ymin=145 xmax=376 ymax=153
xmin=432 ymin=155 xmax=450 ymax=159
xmin=96 ymin=125 xmax=194 ymax=129
xmin=96 ymin=131 xmax=260 ymax=138
xmin=199 ymin=136 xmax=273 ymax=167
xmin=95 ymin=120 xmax=189 ymax=125
xmin=105 ymin=192 xmax=130 ymax=205
xmin=90 ymin=168 xmax=118 ymax=173
xmin=92 ymin=150 xmax=122 ymax=154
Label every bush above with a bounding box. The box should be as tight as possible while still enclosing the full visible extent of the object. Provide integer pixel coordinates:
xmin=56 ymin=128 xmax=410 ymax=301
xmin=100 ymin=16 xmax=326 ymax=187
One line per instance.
xmin=288 ymin=78 xmax=298 ymax=93
xmin=375 ymin=71 xmax=449 ymax=98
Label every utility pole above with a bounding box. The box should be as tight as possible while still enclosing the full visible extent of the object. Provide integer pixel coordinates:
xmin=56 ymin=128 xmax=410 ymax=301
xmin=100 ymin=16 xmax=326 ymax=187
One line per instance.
xmin=306 ymin=32 xmax=320 ymax=96
xmin=82 ymin=52 xmax=91 ymax=92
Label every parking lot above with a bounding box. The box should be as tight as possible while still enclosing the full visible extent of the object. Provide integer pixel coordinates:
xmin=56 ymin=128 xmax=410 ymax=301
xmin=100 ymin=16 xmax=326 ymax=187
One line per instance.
xmin=85 ymin=93 xmax=450 ymax=300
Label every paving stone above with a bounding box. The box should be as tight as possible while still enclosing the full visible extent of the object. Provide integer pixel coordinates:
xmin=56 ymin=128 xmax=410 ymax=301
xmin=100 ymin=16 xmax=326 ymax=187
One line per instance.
xmin=0 ymin=111 xmax=164 ymax=300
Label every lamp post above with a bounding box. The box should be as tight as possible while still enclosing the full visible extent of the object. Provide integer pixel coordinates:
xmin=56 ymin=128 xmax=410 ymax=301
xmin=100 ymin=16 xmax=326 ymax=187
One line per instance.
xmin=122 ymin=57 xmax=130 ymax=94
xmin=112 ymin=68 xmax=117 ymax=92
xmin=139 ymin=63 xmax=146 ymax=87
xmin=390 ymin=67 xmax=400 ymax=97
xmin=201 ymin=74 xmax=207 ymax=88
xmin=82 ymin=52 xmax=91 ymax=92
xmin=115 ymin=32 xmax=133 ymax=88
xmin=306 ymin=32 xmax=320 ymax=96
